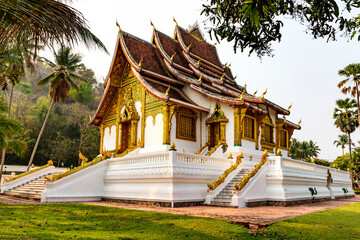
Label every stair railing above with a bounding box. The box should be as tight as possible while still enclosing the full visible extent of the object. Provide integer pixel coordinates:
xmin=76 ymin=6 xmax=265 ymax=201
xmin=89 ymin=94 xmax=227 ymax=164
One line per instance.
xmin=195 ymin=142 xmax=208 ymax=154
xmin=206 ymin=141 xmax=222 ymax=156
xmin=4 ymin=160 xmax=54 ymax=182
xmin=233 ymin=150 xmax=268 ymax=193
xmin=207 ymin=152 xmax=244 ymax=192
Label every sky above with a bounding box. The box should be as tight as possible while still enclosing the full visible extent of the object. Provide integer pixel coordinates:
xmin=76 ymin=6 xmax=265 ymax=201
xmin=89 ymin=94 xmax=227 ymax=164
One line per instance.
xmin=50 ymin=0 xmax=360 ymax=160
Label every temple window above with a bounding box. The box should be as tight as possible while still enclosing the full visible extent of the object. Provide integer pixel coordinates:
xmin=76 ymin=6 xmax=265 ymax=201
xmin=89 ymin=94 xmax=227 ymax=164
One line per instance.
xmin=176 ymin=108 xmax=196 ymax=141
xmin=263 ymin=124 xmax=274 ymax=143
xmin=243 ymin=116 xmax=256 ymax=140
xmin=279 ymin=129 xmax=288 ymax=149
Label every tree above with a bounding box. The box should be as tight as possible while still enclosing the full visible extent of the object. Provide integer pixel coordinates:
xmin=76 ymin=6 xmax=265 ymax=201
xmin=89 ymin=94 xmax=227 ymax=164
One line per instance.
xmin=308 ymin=140 xmax=320 ymax=158
xmin=333 ymin=134 xmax=353 ymax=156
xmin=0 ymin=98 xmax=26 ymax=182
xmin=201 ymin=1 xmax=360 ymax=57
xmin=0 ymin=0 xmax=108 ymax=59
xmin=289 ymin=138 xmax=321 ymax=160
xmin=338 ymin=63 xmax=360 ymax=134
xmin=333 ymin=98 xmax=359 ymax=182
xmin=27 ymin=46 xmax=86 ymax=171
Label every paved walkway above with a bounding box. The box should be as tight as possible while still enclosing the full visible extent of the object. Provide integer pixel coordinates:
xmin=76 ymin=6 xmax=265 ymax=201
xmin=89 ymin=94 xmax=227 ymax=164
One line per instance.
xmin=1 ymin=194 xmax=359 ymax=226
xmin=85 ymin=196 xmax=360 ymax=226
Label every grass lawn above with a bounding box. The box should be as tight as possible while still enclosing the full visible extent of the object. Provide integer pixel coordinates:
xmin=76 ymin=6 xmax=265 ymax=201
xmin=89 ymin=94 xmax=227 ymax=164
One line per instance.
xmin=0 ymin=203 xmax=258 ymax=240
xmin=0 ymin=202 xmax=359 ymax=240
xmin=262 ymin=202 xmax=360 ymax=240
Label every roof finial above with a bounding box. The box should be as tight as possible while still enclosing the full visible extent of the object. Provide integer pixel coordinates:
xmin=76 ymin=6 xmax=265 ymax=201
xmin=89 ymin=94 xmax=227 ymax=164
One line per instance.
xmin=233 ymin=76 xmax=237 ymax=82
xmin=239 ymin=91 xmax=245 ymax=100
xmin=228 ymin=63 xmax=231 ymax=68
xmin=219 ymin=73 xmax=225 ymax=81
xmin=253 ymin=90 xmax=257 ymax=96
xmin=138 ymin=56 xmax=143 ymax=67
xmin=213 ymin=42 xmax=217 ymax=47
xmin=223 ymin=63 xmax=227 ymax=69
xmin=298 ymin=119 xmax=302 ymax=126
xmin=261 ymin=88 xmax=267 ymax=99
xmin=103 ymin=77 xmax=106 ymax=83
xmin=165 ymin=84 xmax=171 ymax=96
xmin=243 ymin=84 xmax=247 ymax=92
xmin=186 ymin=43 xmax=192 ymax=51
xmin=116 ymin=20 xmax=121 ymax=33
xmin=287 ymin=103 xmax=292 ymax=111
xmin=198 ymin=73 xmax=203 ymax=82
xmin=173 ymin=17 xmax=178 ymax=27
xmin=197 ymin=59 xmax=201 ymax=66
xmin=150 ymin=20 xmax=155 ymax=31
xmin=170 ymin=52 xmax=176 ymax=61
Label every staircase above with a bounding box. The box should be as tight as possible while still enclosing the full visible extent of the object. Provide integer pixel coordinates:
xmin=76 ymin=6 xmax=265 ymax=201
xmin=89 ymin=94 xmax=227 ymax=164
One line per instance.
xmin=4 ymin=176 xmax=48 ymax=201
xmin=210 ymin=169 xmax=252 ymax=206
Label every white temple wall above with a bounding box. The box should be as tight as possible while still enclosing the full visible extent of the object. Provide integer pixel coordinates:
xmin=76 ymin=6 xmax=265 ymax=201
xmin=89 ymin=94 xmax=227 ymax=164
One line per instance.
xmin=142 ymin=114 xmax=164 ymax=152
xmin=103 ymin=125 xmax=116 ymax=151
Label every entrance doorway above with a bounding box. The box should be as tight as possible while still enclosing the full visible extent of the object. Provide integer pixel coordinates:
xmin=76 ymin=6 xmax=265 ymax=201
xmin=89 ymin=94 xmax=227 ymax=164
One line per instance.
xmin=209 ymin=123 xmax=220 ymax=148
xmin=119 ymin=121 xmax=130 ymax=153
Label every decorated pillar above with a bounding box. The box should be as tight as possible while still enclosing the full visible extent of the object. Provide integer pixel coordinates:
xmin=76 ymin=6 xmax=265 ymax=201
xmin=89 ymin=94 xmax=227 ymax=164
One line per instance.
xmin=141 ymin=88 xmax=146 ymax=147
xmin=118 ymin=124 xmax=122 ymax=151
xmin=100 ymin=124 xmax=104 ymax=153
xmin=130 ymin=120 xmax=138 ymax=147
xmin=275 ymin=121 xmax=284 ymax=153
xmin=234 ymin=106 xmax=248 ymax=146
xmin=163 ymin=104 xmax=170 ymax=145
xmin=220 ymin=122 xmax=226 ymax=144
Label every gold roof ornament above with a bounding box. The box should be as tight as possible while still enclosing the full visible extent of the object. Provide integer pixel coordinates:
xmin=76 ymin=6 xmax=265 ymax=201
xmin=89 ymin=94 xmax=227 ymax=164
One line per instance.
xmin=276 ymin=149 xmax=282 ymax=156
xmin=198 ymin=73 xmax=203 ymax=82
xmin=228 ymin=63 xmax=231 ymax=68
xmin=287 ymin=103 xmax=292 ymax=111
xmin=253 ymin=90 xmax=257 ymax=96
xmin=116 ymin=20 xmax=122 ymax=32
xmin=173 ymin=16 xmax=178 ymax=27
xmin=169 ymin=142 xmax=176 ymax=151
xmin=197 ymin=59 xmax=201 ymax=65
xmin=183 ymin=148 xmax=185 ymax=153
xmin=297 ymin=119 xmax=302 ymax=126
xmin=263 ymin=149 xmax=268 ymax=156
xmin=102 ymin=77 xmax=106 ymax=83
xmin=170 ymin=52 xmax=176 ymax=61
xmin=165 ymin=84 xmax=171 ymax=96
xmin=223 ymin=62 xmax=227 ymax=69
xmin=138 ymin=56 xmax=143 ymax=67
xmin=186 ymin=43 xmax=192 ymax=51
xmin=228 ymin=152 xmax=233 ymax=159
xmin=233 ymin=75 xmax=237 ymax=82
xmin=243 ymin=84 xmax=247 ymax=92
xmin=213 ymin=42 xmax=217 ymax=47
xmin=219 ymin=73 xmax=225 ymax=81
xmin=261 ymin=88 xmax=267 ymax=99
xmin=238 ymin=151 xmax=244 ymax=158
xmin=150 ymin=20 xmax=155 ymax=31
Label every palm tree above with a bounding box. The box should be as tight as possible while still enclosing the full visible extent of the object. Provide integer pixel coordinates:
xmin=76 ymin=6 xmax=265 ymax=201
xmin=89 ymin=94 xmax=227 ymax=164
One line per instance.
xmin=0 ymin=98 xmax=26 ymax=182
xmin=308 ymin=140 xmax=320 ymax=158
xmin=27 ymin=45 xmax=86 ymax=171
xmin=333 ymin=134 xmax=354 ymax=156
xmin=334 ymin=98 xmax=359 ymax=182
xmin=298 ymin=141 xmax=310 ymax=160
xmin=0 ymin=0 xmax=108 ymax=58
xmin=338 ymin=63 xmax=360 ymax=134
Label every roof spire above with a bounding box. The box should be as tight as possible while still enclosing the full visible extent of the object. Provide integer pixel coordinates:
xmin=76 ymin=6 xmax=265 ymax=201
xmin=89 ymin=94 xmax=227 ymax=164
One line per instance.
xmin=197 ymin=59 xmax=201 ymax=66
xmin=261 ymin=88 xmax=267 ymax=99
xmin=243 ymin=84 xmax=247 ymax=92
xmin=297 ymin=119 xmax=302 ymax=126
xmin=165 ymin=84 xmax=171 ymax=96
xmin=198 ymin=73 xmax=203 ymax=82
xmin=213 ymin=42 xmax=217 ymax=47
xmin=186 ymin=43 xmax=192 ymax=51
xmin=150 ymin=20 xmax=155 ymax=31
xmin=223 ymin=63 xmax=227 ymax=69
xmin=233 ymin=76 xmax=237 ymax=82
xmin=287 ymin=103 xmax=292 ymax=111
xmin=253 ymin=90 xmax=257 ymax=96
xmin=173 ymin=17 xmax=178 ymax=27
xmin=170 ymin=52 xmax=176 ymax=61
xmin=116 ymin=20 xmax=121 ymax=33
xmin=219 ymin=73 xmax=225 ymax=81
xmin=138 ymin=56 xmax=143 ymax=67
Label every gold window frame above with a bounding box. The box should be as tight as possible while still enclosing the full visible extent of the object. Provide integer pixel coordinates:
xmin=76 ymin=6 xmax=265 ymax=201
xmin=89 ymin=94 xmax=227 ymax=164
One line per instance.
xmin=242 ymin=116 xmax=256 ymax=142
xmin=263 ymin=124 xmax=274 ymax=144
xmin=176 ymin=111 xmax=197 ymax=142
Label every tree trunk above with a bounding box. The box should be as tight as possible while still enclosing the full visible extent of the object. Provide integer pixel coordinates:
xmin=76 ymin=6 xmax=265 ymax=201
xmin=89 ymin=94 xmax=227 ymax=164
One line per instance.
xmin=342 ymin=147 xmax=344 ymax=156
xmin=0 ymin=84 xmax=14 ymax=184
xmin=348 ymin=132 xmax=353 ymax=183
xmin=27 ymin=97 xmax=55 ymax=171
xmin=355 ymin=80 xmax=360 ymax=134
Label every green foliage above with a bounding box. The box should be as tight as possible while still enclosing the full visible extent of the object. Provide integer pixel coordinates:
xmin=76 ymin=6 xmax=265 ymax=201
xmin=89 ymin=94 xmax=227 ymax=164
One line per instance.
xmin=69 ymin=82 xmax=94 ymax=105
xmin=304 ymin=158 xmax=331 ymax=167
xmin=289 ymin=138 xmax=321 ymax=160
xmin=201 ymin=0 xmax=360 ymax=57
xmin=14 ymin=82 xmax=32 ymax=95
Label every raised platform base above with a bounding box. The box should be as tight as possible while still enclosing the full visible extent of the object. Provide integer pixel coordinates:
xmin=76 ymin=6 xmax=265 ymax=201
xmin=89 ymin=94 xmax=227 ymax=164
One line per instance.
xmin=102 ymin=197 xmax=203 ymax=208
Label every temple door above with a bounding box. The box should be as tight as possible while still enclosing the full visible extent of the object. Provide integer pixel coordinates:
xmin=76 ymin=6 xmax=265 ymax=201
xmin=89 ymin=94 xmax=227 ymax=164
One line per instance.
xmin=120 ymin=121 xmax=130 ymax=153
xmin=209 ymin=123 xmax=220 ymax=148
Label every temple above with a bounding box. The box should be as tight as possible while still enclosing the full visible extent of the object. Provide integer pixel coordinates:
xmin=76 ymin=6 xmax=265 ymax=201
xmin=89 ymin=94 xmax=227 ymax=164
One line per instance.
xmin=1 ymin=21 xmax=354 ymax=207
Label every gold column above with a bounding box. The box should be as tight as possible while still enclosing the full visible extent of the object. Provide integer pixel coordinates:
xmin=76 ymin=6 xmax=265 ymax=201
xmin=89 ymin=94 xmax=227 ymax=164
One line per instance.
xmin=275 ymin=122 xmax=284 ymax=153
xmin=130 ymin=120 xmax=138 ymax=147
xmin=100 ymin=124 xmax=104 ymax=153
xmin=220 ymin=122 xmax=226 ymax=144
xmin=118 ymin=124 xmax=122 ymax=151
xmin=207 ymin=124 xmax=211 ymax=146
xmin=199 ymin=113 xmax=202 ymax=148
xmin=115 ymin=122 xmax=120 ymax=150
xmin=234 ymin=107 xmax=247 ymax=146
xmin=163 ymin=104 xmax=170 ymax=145
xmin=141 ymin=88 xmax=146 ymax=147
